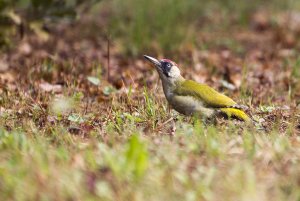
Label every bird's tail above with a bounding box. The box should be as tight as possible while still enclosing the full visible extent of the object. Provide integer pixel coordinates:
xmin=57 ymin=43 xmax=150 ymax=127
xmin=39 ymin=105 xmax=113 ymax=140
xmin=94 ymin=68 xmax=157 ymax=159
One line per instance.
xmin=220 ymin=108 xmax=251 ymax=122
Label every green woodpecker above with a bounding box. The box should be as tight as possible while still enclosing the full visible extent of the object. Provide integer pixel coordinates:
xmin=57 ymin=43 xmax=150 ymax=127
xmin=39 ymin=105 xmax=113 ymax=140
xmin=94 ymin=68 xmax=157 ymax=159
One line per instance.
xmin=144 ymin=55 xmax=250 ymax=122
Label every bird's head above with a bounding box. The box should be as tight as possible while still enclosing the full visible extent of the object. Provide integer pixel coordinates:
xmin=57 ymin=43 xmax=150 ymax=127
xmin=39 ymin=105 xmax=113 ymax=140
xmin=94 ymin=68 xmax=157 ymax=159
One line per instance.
xmin=144 ymin=55 xmax=182 ymax=84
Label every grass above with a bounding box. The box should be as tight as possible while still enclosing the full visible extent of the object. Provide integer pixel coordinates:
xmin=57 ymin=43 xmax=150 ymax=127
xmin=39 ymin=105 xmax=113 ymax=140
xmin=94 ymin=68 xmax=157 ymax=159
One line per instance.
xmin=0 ymin=80 xmax=299 ymax=200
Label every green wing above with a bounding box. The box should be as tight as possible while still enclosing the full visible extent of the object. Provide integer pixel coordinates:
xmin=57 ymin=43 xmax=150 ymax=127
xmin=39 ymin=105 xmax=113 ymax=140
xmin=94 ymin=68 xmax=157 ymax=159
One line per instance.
xmin=175 ymin=80 xmax=237 ymax=108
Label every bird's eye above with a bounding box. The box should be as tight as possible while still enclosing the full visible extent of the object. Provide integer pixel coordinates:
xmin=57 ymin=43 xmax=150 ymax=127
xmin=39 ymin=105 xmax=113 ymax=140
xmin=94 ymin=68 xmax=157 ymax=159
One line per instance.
xmin=167 ymin=63 xmax=171 ymax=68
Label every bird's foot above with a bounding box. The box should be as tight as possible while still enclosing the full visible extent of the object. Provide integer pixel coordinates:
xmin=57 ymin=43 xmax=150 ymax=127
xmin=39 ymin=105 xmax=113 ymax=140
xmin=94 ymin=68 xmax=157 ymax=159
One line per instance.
xmin=170 ymin=120 xmax=176 ymax=136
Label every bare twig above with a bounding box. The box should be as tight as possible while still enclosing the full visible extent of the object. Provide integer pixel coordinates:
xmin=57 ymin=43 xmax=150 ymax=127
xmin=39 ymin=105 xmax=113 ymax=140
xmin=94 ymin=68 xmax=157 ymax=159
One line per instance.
xmin=155 ymin=117 xmax=174 ymax=132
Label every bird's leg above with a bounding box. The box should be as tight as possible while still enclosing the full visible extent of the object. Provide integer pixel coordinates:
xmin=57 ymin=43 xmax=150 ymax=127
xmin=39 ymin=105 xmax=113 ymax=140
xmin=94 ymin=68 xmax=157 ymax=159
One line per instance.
xmin=167 ymin=103 xmax=172 ymax=114
xmin=170 ymin=119 xmax=176 ymax=136
xmin=204 ymin=116 xmax=218 ymax=125
xmin=168 ymin=105 xmax=178 ymax=136
xmin=212 ymin=109 xmax=229 ymax=125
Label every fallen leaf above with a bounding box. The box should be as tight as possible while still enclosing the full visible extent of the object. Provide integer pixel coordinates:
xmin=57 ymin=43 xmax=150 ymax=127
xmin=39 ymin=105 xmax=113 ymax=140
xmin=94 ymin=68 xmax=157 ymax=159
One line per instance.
xmin=229 ymin=73 xmax=242 ymax=88
xmin=0 ymin=59 xmax=9 ymax=72
xmin=103 ymin=86 xmax=116 ymax=96
xmin=39 ymin=82 xmax=62 ymax=93
xmin=251 ymin=11 xmax=270 ymax=31
xmin=220 ymin=80 xmax=236 ymax=91
xmin=18 ymin=42 xmax=32 ymax=56
xmin=68 ymin=113 xmax=85 ymax=124
xmin=0 ymin=72 xmax=15 ymax=83
xmin=87 ymin=76 xmax=101 ymax=86
xmin=51 ymin=96 xmax=75 ymax=115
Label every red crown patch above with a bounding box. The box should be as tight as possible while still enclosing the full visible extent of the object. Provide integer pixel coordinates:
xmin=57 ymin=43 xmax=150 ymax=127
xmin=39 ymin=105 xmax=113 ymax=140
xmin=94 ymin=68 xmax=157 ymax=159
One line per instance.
xmin=160 ymin=59 xmax=177 ymax=66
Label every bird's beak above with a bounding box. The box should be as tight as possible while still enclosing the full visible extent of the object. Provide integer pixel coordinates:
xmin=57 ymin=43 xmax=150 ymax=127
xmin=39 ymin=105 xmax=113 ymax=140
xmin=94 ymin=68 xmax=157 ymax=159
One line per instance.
xmin=144 ymin=55 xmax=161 ymax=67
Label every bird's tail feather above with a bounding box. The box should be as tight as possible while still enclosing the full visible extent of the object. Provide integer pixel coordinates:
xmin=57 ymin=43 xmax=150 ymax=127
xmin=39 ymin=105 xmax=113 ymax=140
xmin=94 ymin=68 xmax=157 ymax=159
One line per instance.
xmin=220 ymin=108 xmax=251 ymax=122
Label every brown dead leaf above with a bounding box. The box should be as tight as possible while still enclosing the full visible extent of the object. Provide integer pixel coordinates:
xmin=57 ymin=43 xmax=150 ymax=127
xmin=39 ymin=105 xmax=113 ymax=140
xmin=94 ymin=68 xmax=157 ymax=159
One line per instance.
xmin=0 ymin=58 xmax=9 ymax=72
xmin=276 ymin=11 xmax=300 ymax=33
xmin=251 ymin=11 xmax=270 ymax=31
xmin=0 ymin=72 xmax=15 ymax=83
xmin=18 ymin=42 xmax=32 ymax=56
xmin=39 ymin=82 xmax=62 ymax=93
xmin=0 ymin=107 xmax=12 ymax=116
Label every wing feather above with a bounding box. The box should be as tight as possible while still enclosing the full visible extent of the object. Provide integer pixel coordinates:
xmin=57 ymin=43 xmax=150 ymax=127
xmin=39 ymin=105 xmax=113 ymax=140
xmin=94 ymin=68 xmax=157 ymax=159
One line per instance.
xmin=175 ymin=80 xmax=236 ymax=108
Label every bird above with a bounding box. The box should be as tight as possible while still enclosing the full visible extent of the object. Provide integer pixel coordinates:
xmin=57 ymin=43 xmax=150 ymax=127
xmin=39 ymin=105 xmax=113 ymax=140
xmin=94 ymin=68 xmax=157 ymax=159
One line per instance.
xmin=143 ymin=55 xmax=250 ymax=122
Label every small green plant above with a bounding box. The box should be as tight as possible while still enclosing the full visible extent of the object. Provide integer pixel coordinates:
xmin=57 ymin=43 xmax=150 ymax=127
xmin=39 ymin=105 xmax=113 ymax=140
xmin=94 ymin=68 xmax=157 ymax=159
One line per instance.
xmin=0 ymin=129 xmax=28 ymax=151
xmin=124 ymin=134 xmax=148 ymax=179
xmin=291 ymin=57 xmax=300 ymax=79
xmin=143 ymin=87 xmax=156 ymax=118
xmin=100 ymin=134 xmax=148 ymax=181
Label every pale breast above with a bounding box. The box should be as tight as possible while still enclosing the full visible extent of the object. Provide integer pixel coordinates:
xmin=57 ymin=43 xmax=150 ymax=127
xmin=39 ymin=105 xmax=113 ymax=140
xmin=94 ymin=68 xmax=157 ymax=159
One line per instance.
xmin=161 ymin=80 xmax=215 ymax=117
xmin=167 ymin=95 xmax=215 ymax=117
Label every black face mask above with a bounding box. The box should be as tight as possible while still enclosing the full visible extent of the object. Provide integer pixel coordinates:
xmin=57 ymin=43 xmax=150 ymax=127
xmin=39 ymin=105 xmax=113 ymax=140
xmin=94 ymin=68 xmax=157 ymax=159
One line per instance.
xmin=160 ymin=62 xmax=172 ymax=77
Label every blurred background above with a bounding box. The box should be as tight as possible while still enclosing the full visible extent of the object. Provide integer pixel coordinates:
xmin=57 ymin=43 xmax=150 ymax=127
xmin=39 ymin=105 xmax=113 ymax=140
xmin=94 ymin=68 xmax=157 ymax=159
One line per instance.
xmin=1 ymin=0 xmax=300 ymax=98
